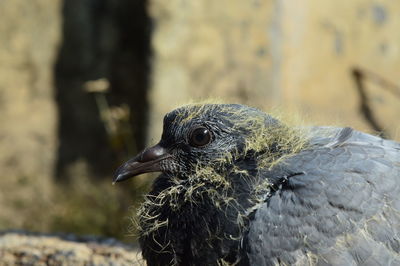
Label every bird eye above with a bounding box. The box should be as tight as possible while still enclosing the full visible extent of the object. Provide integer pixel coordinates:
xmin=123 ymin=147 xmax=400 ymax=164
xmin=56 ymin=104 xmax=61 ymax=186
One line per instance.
xmin=189 ymin=127 xmax=212 ymax=147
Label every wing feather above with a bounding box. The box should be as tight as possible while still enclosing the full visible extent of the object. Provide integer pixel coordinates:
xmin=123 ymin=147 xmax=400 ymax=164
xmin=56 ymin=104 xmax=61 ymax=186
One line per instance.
xmin=245 ymin=128 xmax=400 ymax=265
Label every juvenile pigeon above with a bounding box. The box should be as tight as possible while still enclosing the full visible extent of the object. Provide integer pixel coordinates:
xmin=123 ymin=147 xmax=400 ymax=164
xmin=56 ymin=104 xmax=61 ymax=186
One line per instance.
xmin=114 ymin=104 xmax=400 ymax=266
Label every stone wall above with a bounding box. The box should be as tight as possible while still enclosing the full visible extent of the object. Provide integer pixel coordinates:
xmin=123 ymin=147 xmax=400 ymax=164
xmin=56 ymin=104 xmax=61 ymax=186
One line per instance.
xmin=148 ymin=0 xmax=400 ymax=141
xmin=0 ymin=0 xmax=61 ymax=229
xmin=148 ymin=0 xmax=277 ymax=139
xmin=0 ymin=0 xmax=151 ymax=237
xmin=279 ymin=0 xmax=400 ymax=137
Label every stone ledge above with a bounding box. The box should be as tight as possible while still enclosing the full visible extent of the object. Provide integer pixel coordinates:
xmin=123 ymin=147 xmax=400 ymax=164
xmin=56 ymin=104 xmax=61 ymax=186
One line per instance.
xmin=0 ymin=231 xmax=143 ymax=265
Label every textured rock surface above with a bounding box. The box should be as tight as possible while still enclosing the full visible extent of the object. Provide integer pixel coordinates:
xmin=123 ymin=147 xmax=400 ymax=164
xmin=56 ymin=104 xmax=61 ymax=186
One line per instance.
xmin=148 ymin=0 xmax=400 ymax=141
xmin=0 ymin=232 xmax=143 ymax=265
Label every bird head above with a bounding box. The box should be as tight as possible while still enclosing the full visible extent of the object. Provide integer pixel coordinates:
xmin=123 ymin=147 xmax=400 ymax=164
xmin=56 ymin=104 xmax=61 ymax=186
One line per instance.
xmin=114 ymin=104 xmax=284 ymax=184
xmin=113 ymin=104 xmax=309 ymax=263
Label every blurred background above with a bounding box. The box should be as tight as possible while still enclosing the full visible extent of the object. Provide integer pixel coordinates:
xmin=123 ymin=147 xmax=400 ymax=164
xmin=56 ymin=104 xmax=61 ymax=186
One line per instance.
xmin=0 ymin=0 xmax=399 ymax=243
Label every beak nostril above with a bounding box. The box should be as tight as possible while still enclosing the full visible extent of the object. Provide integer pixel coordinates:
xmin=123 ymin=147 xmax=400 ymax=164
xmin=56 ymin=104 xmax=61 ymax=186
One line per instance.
xmin=138 ymin=144 xmax=167 ymax=163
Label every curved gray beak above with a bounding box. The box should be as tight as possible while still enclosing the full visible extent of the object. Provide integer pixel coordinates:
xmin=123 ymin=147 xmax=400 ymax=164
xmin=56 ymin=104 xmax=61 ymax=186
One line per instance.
xmin=113 ymin=143 xmax=171 ymax=183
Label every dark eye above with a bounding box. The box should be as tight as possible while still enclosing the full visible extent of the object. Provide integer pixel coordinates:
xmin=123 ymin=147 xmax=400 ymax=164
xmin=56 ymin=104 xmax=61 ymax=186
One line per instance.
xmin=189 ymin=127 xmax=212 ymax=147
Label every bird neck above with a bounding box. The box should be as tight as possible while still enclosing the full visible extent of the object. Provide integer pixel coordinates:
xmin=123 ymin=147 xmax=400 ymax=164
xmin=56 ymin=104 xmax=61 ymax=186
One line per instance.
xmin=137 ymin=166 xmax=257 ymax=265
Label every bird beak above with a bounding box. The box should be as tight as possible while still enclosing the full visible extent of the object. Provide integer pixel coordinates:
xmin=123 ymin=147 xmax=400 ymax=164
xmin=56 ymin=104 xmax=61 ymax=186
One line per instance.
xmin=113 ymin=143 xmax=171 ymax=183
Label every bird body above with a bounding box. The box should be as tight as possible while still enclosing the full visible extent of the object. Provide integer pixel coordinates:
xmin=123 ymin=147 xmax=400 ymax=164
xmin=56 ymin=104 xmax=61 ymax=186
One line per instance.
xmin=114 ymin=104 xmax=400 ymax=266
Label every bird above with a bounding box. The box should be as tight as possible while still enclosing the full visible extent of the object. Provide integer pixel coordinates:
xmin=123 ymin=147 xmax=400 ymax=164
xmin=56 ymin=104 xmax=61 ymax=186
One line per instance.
xmin=114 ymin=103 xmax=400 ymax=266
